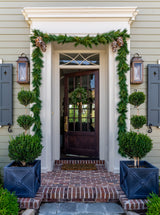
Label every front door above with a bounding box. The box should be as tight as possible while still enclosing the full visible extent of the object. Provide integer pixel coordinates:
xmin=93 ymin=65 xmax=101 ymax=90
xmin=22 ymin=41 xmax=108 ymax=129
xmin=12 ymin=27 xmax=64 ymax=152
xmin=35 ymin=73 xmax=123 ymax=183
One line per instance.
xmin=64 ymin=70 xmax=99 ymax=158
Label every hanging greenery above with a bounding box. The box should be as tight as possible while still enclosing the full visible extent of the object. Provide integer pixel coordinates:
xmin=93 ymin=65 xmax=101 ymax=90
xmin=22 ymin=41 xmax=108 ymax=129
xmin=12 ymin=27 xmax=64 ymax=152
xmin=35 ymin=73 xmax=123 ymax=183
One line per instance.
xmin=30 ymin=29 xmax=130 ymax=145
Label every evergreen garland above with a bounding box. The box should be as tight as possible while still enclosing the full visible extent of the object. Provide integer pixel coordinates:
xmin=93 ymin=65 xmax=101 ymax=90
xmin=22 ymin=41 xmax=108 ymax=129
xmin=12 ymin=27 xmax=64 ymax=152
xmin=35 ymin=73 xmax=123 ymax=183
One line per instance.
xmin=30 ymin=29 xmax=129 ymax=144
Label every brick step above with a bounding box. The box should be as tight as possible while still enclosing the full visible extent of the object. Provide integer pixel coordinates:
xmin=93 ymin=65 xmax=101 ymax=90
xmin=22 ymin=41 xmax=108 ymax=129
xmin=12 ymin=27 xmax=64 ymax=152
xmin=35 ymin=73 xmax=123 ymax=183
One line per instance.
xmin=18 ymin=185 xmax=147 ymax=212
xmin=18 ymin=164 xmax=147 ymax=213
xmin=42 ymin=185 xmax=119 ymax=203
xmin=18 ymin=185 xmax=119 ymax=210
xmin=55 ymin=160 xmax=105 ymax=165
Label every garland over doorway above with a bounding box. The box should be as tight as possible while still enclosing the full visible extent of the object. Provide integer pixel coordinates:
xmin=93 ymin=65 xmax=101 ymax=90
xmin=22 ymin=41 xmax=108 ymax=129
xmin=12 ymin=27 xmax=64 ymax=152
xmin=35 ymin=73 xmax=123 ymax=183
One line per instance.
xmin=30 ymin=29 xmax=129 ymax=146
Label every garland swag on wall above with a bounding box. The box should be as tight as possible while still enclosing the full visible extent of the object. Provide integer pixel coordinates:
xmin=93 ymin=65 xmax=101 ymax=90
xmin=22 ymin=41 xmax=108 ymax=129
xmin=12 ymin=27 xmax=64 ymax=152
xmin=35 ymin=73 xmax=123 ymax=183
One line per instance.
xmin=30 ymin=29 xmax=129 ymax=145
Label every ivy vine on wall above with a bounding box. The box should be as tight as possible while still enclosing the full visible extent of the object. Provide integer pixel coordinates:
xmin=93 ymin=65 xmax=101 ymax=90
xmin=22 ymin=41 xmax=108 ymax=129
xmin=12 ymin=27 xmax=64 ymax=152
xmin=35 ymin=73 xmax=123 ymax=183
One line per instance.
xmin=30 ymin=29 xmax=129 ymax=147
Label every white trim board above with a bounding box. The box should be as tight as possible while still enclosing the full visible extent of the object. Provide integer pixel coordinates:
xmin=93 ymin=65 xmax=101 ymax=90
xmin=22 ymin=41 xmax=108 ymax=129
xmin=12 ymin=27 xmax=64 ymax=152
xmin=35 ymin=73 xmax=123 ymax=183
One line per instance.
xmin=22 ymin=7 xmax=138 ymax=24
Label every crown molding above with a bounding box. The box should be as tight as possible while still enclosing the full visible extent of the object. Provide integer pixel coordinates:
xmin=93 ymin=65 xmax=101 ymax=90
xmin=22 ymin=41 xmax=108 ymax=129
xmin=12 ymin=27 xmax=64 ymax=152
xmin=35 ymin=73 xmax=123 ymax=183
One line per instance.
xmin=22 ymin=7 xmax=138 ymax=24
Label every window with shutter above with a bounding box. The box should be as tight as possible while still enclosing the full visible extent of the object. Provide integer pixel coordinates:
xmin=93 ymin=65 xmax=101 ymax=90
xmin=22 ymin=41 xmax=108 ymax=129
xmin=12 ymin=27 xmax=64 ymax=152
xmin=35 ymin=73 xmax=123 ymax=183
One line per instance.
xmin=0 ymin=64 xmax=13 ymax=126
xmin=148 ymin=64 xmax=160 ymax=127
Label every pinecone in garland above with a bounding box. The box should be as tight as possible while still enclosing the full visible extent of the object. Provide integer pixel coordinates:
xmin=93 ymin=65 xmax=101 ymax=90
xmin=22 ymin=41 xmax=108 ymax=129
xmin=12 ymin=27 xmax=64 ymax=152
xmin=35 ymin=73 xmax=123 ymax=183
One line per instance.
xmin=111 ymin=41 xmax=118 ymax=52
xmin=117 ymin=36 xmax=124 ymax=47
xmin=35 ymin=36 xmax=47 ymax=52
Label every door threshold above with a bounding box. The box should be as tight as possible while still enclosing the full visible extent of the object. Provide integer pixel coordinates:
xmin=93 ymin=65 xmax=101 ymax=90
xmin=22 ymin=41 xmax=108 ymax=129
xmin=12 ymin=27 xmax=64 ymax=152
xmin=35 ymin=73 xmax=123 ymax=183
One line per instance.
xmin=60 ymin=154 xmax=99 ymax=160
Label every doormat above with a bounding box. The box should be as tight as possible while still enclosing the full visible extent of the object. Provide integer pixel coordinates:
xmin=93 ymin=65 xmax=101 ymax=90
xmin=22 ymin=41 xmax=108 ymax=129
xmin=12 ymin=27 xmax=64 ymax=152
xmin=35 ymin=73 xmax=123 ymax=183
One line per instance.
xmin=61 ymin=163 xmax=97 ymax=170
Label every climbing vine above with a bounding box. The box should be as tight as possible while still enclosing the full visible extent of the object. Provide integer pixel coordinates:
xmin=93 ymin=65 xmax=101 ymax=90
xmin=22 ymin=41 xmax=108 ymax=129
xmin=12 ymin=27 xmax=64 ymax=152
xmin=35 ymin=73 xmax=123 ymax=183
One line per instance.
xmin=30 ymin=29 xmax=129 ymax=145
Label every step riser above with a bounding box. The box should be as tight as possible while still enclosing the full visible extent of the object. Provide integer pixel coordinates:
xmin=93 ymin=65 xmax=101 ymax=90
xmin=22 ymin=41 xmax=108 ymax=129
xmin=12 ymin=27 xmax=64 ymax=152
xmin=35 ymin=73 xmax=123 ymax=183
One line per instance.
xmin=41 ymin=187 xmax=118 ymax=203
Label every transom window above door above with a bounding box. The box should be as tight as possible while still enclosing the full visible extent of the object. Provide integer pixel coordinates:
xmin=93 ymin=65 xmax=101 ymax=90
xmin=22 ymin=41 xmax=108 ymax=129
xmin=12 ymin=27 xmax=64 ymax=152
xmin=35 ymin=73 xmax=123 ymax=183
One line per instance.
xmin=60 ymin=53 xmax=99 ymax=66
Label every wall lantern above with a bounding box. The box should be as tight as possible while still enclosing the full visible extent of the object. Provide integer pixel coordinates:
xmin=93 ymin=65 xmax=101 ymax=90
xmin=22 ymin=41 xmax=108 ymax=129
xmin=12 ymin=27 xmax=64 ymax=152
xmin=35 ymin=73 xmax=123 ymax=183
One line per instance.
xmin=16 ymin=53 xmax=30 ymax=84
xmin=130 ymin=53 xmax=144 ymax=84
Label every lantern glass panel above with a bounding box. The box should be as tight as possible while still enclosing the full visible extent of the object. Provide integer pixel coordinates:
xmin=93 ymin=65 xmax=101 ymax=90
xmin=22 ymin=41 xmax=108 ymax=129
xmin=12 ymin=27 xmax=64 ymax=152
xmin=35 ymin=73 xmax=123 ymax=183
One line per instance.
xmin=18 ymin=63 xmax=27 ymax=82
xmin=133 ymin=62 xmax=142 ymax=82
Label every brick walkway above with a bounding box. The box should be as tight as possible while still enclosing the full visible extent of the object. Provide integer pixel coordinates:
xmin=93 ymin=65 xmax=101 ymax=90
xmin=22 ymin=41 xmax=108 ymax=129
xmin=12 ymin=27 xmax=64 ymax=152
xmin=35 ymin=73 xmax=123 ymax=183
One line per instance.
xmin=18 ymin=160 xmax=147 ymax=212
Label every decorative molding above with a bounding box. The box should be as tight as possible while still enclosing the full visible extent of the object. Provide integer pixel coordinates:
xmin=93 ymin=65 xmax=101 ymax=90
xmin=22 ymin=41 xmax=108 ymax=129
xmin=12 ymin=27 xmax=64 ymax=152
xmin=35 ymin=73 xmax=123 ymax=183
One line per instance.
xmin=22 ymin=7 xmax=138 ymax=24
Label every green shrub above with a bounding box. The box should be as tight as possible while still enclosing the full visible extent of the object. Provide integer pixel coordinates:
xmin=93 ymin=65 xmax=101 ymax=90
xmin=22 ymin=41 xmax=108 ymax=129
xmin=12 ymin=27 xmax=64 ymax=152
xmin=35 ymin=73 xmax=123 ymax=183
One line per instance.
xmin=18 ymin=90 xmax=35 ymax=106
xmin=17 ymin=115 xmax=34 ymax=131
xmin=131 ymin=115 xmax=146 ymax=129
xmin=147 ymin=193 xmax=160 ymax=215
xmin=129 ymin=92 xmax=145 ymax=107
xmin=8 ymin=134 xmax=43 ymax=166
xmin=0 ymin=186 xmax=19 ymax=215
xmin=119 ymin=131 xmax=152 ymax=159
xmin=0 ymin=168 xmax=3 ymax=185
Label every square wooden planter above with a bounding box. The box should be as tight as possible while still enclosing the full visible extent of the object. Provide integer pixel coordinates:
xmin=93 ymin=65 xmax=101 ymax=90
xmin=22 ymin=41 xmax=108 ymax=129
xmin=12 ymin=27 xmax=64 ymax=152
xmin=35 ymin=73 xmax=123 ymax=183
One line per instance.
xmin=120 ymin=160 xmax=159 ymax=199
xmin=4 ymin=160 xmax=41 ymax=198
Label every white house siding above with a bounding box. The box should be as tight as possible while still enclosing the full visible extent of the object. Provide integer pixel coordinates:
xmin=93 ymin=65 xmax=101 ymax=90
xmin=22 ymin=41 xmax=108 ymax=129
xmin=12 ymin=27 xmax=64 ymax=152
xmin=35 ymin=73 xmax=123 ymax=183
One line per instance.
xmin=0 ymin=0 xmax=160 ymax=170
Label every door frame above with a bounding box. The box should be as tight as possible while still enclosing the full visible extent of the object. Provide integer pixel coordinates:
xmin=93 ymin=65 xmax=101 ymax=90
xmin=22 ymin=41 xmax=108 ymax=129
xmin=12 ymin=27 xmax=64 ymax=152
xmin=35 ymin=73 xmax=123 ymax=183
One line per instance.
xmin=51 ymin=46 xmax=108 ymax=165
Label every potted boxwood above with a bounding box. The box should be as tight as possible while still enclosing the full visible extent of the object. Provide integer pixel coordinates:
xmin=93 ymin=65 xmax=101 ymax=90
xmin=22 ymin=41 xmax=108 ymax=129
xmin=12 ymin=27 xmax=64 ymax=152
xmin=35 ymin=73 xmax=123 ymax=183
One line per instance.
xmin=4 ymin=90 xmax=43 ymax=198
xmin=119 ymin=91 xmax=159 ymax=199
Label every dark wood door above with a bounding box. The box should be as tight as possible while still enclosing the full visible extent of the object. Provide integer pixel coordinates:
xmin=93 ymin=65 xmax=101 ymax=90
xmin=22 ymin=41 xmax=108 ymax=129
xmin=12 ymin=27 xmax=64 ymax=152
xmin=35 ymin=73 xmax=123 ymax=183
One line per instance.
xmin=64 ymin=70 xmax=99 ymax=158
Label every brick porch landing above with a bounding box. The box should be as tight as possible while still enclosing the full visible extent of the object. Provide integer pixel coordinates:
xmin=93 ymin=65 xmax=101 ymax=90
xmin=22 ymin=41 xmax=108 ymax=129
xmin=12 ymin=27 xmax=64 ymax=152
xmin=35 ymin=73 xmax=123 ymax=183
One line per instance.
xmin=18 ymin=160 xmax=147 ymax=212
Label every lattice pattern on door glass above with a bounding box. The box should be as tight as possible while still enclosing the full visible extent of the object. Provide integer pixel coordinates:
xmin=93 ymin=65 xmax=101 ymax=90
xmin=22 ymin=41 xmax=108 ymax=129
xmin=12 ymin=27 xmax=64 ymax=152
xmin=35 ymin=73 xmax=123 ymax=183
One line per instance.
xmin=60 ymin=53 xmax=99 ymax=65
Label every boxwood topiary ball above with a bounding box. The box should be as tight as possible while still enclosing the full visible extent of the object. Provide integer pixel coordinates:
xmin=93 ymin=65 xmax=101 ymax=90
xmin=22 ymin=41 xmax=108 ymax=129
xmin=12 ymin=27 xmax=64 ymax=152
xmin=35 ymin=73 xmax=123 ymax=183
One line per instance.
xmin=131 ymin=115 xmax=146 ymax=129
xmin=8 ymin=134 xmax=43 ymax=166
xmin=118 ymin=131 xmax=152 ymax=159
xmin=129 ymin=92 xmax=145 ymax=107
xmin=18 ymin=90 xmax=35 ymax=106
xmin=17 ymin=115 xmax=34 ymax=131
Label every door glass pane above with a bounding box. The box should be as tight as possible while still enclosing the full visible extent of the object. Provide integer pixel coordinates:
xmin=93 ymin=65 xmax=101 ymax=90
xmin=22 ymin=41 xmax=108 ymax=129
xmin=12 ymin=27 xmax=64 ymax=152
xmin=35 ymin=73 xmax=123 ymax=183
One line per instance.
xmin=69 ymin=77 xmax=74 ymax=93
xmin=75 ymin=76 xmax=80 ymax=88
xmin=91 ymin=110 xmax=95 ymax=118
xmin=89 ymin=118 xmax=95 ymax=132
xmin=69 ymin=109 xmax=74 ymax=118
xmin=89 ymin=74 xmax=95 ymax=89
xmin=75 ymin=109 xmax=79 ymax=118
xmin=82 ymin=105 xmax=88 ymax=118
xmin=82 ymin=119 xmax=87 ymax=131
xmin=82 ymin=118 xmax=87 ymax=123
xmin=82 ymin=75 xmax=88 ymax=89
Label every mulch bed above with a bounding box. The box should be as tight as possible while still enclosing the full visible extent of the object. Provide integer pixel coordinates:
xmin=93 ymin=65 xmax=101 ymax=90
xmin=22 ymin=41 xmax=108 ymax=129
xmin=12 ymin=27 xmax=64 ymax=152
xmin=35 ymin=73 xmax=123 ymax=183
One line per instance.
xmin=61 ymin=163 xmax=97 ymax=170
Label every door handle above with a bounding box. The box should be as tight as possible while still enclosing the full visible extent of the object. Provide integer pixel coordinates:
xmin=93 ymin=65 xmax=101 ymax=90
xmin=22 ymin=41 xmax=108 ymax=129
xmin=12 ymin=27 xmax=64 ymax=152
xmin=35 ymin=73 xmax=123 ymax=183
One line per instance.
xmin=64 ymin=116 xmax=68 ymax=132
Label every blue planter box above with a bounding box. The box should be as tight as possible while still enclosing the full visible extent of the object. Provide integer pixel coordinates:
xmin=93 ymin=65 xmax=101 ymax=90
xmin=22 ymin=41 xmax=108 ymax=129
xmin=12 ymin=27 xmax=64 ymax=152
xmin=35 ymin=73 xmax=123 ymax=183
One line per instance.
xmin=120 ymin=160 xmax=159 ymax=199
xmin=4 ymin=160 xmax=41 ymax=198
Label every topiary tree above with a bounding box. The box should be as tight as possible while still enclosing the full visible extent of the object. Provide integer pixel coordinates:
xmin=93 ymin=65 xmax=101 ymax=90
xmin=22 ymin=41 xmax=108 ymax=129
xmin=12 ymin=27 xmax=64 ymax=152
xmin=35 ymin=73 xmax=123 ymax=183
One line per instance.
xmin=8 ymin=134 xmax=43 ymax=167
xmin=119 ymin=91 xmax=152 ymax=167
xmin=8 ymin=89 xmax=43 ymax=167
xmin=0 ymin=186 xmax=19 ymax=215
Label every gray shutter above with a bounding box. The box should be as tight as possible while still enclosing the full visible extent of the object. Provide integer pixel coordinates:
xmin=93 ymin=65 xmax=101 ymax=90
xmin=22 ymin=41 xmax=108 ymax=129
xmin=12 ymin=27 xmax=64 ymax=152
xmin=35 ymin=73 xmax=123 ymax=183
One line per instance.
xmin=148 ymin=64 xmax=160 ymax=126
xmin=0 ymin=64 xmax=13 ymax=126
